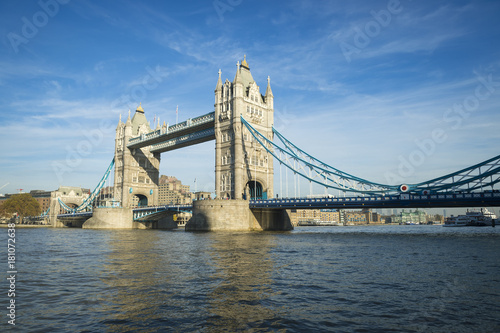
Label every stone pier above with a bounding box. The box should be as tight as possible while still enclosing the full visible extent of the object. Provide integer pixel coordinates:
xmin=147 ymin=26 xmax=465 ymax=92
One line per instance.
xmin=82 ymin=208 xmax=177 ymax=229
xmin=186 ymin=200 xmax=293 ymax=231
xmin=82 ymin=208 xmax=134 ymax=229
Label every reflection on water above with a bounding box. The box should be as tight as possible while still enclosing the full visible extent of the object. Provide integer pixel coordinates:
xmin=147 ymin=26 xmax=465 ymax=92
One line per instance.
xmin=100 ymin=231 xmax=167 ymax=332
xmin=4 ymin=225 xmax=500 ymax=332
xmin=205 ymin=233 xmax=278 ymax=331
xmin=94 ymin=231 xmax=282 ymax=332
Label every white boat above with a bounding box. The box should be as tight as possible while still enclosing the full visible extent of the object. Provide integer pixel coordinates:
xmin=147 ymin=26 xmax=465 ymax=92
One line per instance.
xmin=465 ymin=208 xmax=497 ymax=226
xmin=443 ymin=215 xmax=469 ymax=227
xmin=443 ymin=208 xmax=497 ymax=227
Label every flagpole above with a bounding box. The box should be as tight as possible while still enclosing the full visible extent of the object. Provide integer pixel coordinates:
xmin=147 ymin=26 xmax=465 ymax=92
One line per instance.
xmin=176 ymin=105 xmax=178 ymax=124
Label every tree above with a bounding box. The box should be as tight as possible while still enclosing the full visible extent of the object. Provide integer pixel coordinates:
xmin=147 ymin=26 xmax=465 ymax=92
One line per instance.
xmin=0 ymin=193 xmax=41 ymax=222
xmin=433 ymin=214 xmax=444 ymax=222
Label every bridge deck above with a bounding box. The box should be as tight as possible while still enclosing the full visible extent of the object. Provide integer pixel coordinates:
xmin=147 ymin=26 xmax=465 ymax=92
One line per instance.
xmin=150 ymin=128 xmax=215 ymax=153
xmin=58 ymin=205 xmax=193 ymax=221
xmin=127 ymin=112 xmax=215 ymax=149
xmin=250 ymin=192 xmax=500 ymax=209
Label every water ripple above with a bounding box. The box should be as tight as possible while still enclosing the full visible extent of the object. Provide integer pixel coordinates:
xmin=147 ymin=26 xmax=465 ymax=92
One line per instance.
xmin=1 ymin=225 xmax=499 ymax=332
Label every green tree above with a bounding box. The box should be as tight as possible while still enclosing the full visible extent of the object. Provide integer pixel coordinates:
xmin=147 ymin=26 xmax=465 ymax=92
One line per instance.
xmin=433 ymin=214 xmax=444 ymax=222
xmin=0 ymin=193 xmax=41 ymax=222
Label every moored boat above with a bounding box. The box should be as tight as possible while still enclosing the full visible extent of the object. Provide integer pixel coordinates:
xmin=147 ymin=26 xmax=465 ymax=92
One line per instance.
xmin=443 ymin=208 xmax=497 ymax=227
xmin=443 ymin=215 xmax=469 ymax=227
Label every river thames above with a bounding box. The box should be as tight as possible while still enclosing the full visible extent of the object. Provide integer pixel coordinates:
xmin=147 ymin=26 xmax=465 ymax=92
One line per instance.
xmin=2 ymin=225 xmax=499 ymax=332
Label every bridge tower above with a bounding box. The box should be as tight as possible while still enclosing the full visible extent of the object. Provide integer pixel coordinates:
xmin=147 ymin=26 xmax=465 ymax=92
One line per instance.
xmin=214 ymin=56 xmax=274 ymax=200
xmin=113 ymin=104 xmax=160 ymax=208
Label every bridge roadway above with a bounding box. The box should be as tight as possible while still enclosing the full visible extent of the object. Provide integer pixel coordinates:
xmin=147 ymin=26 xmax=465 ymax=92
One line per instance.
xmin=57 ymin=204 xmax=193 ymax=221
xmin=250 ymin=191 xmax=500 ymax=209
xmin=57 ymin=191 xmax=500 ymax=222
xmin=127 ymin=112 xmax=215 ymax=152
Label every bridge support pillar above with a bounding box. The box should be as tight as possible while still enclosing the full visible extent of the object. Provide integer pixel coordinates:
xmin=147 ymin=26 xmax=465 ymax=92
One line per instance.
xmin=186 ymin=200 xmax=293 ymax=231
xmin=83 ymin=207 xmax=134 ymax=229
xmin=250 ymin=208 xmax=294 ymax=231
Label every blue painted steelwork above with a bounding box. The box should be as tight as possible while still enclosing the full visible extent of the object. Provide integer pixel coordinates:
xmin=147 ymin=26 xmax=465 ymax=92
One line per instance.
xmin=242 ymin=116 xmax=399 ymax=194
xmin=57 ymin=205 xmax=193 ymax=220
xmin=250 ymin=191 xmax=500 ymax=209
xmin=128 ymin=112 xmax=215 ymax=149
xmin=150 ymin=128 xmax=215 ymax=153
xmin=132 ymin=204 xmax=192 ymax=220
xmin=57 ymin=211 xmax=93 ymax=218
xmin=241 ymin=116 xmax=500 ymax=195
xmin=58 ymin=158 xmax=115 ymax=213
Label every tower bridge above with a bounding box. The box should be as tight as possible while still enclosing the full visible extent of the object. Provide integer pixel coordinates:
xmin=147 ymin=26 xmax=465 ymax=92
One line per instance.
xmin=111 ymin=56 xmax=275 ymax=214
xmin=53 ymin=56 xmax=500 ymax=230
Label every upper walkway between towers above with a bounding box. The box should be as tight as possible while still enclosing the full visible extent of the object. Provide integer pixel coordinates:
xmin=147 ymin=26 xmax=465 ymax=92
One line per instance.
xmin=126 ymin=111 xmax=215 ymax=152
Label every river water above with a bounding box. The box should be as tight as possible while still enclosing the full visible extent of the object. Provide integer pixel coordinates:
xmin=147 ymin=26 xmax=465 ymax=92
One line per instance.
xmin=2 ymin=225 xmax=500 ymax=332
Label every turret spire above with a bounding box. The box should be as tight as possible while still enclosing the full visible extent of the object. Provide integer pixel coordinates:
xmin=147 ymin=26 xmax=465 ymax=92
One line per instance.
xmin=241 ymin=54 xmax=249 ymax=69
xmin=233 ymin=61 xmax=241 ymax=84
xmin=215 ymin=69 xmax=222 ymax=91
xmin=136 ymin=102 xmax=144 ymax=113
xmin=265 ymin=76 xmax=273 ymax=97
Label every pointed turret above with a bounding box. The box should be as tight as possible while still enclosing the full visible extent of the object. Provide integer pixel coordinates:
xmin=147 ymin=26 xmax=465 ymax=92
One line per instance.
xmin=215 ymin=69 xmax=223 ymax=108
xmin=233 ymin=61 xmax=241 ymax=84
xmin=234 ymin=55 xmax=255 ymax=92
xmin=215 ymin=69 xmax=222 ymax=92
xmin=126 ymin=109 xmax=131 ymax=125
xmin=116 ymin=113 xmax=123 ymax=130
xmin=265 ymin=76 xmax=274 ymax=108
xmin=115 ymin=113 xmax=124 ymax=141
xmin=131 ymin=103 xmax=151 ymax=135
xmin=241 ymin=54 xmax=249 ymax=70
xmin=124 ymin=109 xmax=132 ymax=137
xmin=136 ymin=102 xmax=144 ymax=113
xmin=233 ymin=60 xmax=244 ymax=98
xmin=265 ymin=76 xmax=273 ymax=97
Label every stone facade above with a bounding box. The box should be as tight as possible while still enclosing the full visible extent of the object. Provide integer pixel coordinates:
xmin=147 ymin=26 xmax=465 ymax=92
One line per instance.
xmin=214 ymin=56 xmax=274 ymax=200
xmin=113 ymin=104 xmax=160 ymax=208
xmin=158 ymin=175 xmax=193 ymax=205
xmin=186 ymin=200 xmax=293 ymax=231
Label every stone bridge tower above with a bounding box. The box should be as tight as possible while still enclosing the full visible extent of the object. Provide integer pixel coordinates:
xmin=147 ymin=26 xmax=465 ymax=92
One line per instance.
xmin=113 ymin=104 xmax=160 ymax=208
xmin=214 ymin=56 xmax=274 ymax=200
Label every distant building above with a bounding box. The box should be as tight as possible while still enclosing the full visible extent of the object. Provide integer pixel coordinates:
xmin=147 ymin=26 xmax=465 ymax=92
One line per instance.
xmin=158 ymin=175 xmax=194 ymax=205
xmin=30 ymin=190 xmax=52 ymax=213
xmin=194 ymin=191 xmax=211 ymax=200
xmin=289 ymin=209 xmax=341 ymax=226
xmin=0 ymin=190 xmax=53 ymax=214
xmin=95 ymin=186 xmax=115 ymax=207
xmin=289 ymin=208 xmax=384 ymax=226
xmin=341 ymin=209 xmax=383 ymax=225
xmin=391 ymin=209 xmax=428 ymax=224
xmin=344 ymin=210 xmax=368 ymax=225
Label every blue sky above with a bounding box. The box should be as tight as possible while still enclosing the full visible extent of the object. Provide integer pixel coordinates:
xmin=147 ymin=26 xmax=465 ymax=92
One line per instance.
xmin=1 ymin=0 xmax=500 ymax=198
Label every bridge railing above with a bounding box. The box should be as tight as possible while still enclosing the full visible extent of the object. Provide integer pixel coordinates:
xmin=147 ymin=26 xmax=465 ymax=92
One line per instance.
xmin=128 ymin=111 xmax=215 ymax=146
xmin=132 ymin=204 xmax=193 ymax=211
xmin=57 ymin=211 xmax=93 ymax=218
xmin=132 ymin=204 xmax=193 ymax=220
xmin=150 ymin=128 xmax=215 ymax=152
xmin=250 ymin=191 xmax=500 ymax=207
